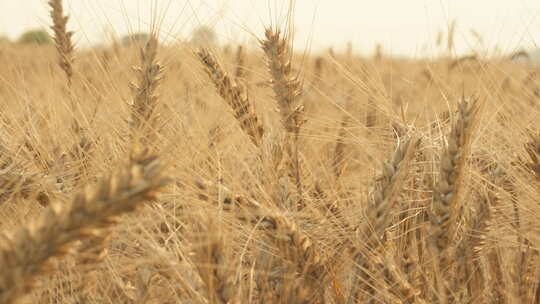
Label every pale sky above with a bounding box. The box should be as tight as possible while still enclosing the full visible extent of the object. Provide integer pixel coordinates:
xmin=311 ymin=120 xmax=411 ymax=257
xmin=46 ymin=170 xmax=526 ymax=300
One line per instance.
xmin=2 ymin=0 xmax=540 ymax=57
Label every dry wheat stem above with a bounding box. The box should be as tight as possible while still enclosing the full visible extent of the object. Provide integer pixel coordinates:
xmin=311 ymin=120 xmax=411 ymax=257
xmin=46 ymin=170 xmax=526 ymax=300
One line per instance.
xmin=333 ymin=115 xmax=350 ymax=181
xmin=235 ymin=45 xmax=246 ymax=79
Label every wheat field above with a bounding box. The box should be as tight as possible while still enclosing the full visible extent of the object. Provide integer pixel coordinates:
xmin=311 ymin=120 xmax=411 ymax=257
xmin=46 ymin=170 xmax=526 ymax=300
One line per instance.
xmin=1 ymin=1 xmax=540 ymax=303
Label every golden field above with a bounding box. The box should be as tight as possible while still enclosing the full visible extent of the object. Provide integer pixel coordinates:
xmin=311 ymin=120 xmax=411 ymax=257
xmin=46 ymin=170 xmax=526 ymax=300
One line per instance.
xmin=1 ymin=1 xmax=540 ymax=303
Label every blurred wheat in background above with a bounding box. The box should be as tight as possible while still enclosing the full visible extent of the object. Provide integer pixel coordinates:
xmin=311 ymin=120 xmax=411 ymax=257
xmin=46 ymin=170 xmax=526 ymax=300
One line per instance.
xmin=1 ymin=0 xmax=540 ymax=303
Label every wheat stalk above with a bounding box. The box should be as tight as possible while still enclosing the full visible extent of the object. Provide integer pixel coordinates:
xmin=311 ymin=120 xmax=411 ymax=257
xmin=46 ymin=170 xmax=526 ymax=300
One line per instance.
xmin=234 ymin=45 xmax=246 ymax=79
xmin=333 ymin=115 xmax=350 ymax=181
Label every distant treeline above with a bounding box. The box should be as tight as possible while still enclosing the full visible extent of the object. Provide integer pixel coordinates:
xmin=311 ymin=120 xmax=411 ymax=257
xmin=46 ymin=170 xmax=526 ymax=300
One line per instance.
xmin=0 ymin=26 xmax=217 ymax=47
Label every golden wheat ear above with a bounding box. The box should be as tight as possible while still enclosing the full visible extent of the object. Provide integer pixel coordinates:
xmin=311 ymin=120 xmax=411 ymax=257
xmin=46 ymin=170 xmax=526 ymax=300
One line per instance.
xmin=426 ymin=97 xmax=482 ymax=301
xmin=197 ymin=48 xmax=265 ymax=148
xmin=260 ymin=27 xmax=307 ymax=210
xmin=349 ymin=135 xmax=420 ymax=302
xmin=430 ymin=97 xmax=482 ymax=250
xmin=260 ymin=28 xmax=305 ymax=135
xmin=0 ymin=155 xmax=169 ymax=304
xmin=257 ymin=211 xmax=327 ymax=303
xmin=48 ymin=0 xmax=75 ymax=87
xmin=130 ymin=35 xmax=164 ymax=147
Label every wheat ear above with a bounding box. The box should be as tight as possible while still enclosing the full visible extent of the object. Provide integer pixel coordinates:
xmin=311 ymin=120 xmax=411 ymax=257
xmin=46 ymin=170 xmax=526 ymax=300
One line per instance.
xmin=48 ymin=0 xmax=75 ymax=86
xmin=258 ymin=212 xmax=326 ymax=303
xmin=349 ymin=136 xmax=420 ymax=302
xmin=427 ymin=98 xmax=481 ymax=302
xmin=260 ymin=28 xmax=304 ymax=135
xmin=130 ymin=35 xmax=164 ymax=144
xmin=0 ymin=154 xmax=168 ymax=304
xmin=197 ymin=49 xmax=264 ymax=147
xmin=366 ymin=136 xmax=420 ymax=240
xmin=260 ymin=27 xmax=306 ymax=208
xmin=430 ymin=98 xmax=481 ymax=251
